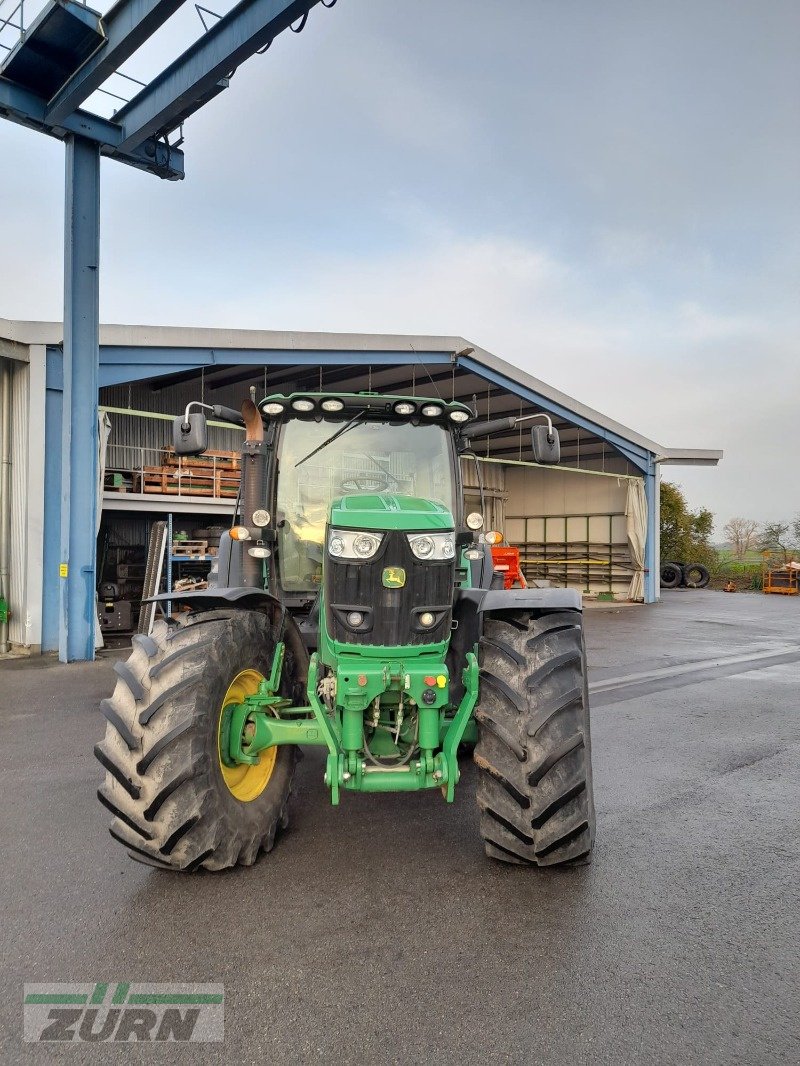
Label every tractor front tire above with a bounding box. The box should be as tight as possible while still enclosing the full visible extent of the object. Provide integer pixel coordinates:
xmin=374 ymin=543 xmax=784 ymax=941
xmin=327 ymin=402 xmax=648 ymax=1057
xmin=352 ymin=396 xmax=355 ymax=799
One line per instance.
xmin=474 ymin=610 xmax=595 ymax=867
xmin=95 ymin=609 xmax=300 ymax=872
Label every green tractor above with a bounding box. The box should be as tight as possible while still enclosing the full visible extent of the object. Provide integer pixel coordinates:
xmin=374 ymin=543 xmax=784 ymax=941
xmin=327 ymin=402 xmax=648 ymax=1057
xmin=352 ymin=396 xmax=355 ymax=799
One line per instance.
xmin=96 ymin=391 xmax=595 ymax=871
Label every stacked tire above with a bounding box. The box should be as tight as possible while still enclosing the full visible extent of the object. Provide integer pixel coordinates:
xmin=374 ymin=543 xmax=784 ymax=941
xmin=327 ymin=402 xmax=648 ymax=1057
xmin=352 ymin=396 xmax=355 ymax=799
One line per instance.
xmin=660 ymin=562 xmax=710 ymax=589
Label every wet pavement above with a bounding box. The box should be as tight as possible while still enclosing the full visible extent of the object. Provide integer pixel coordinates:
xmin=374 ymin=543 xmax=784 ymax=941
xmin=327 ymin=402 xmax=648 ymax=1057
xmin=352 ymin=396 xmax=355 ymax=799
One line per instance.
xmin=1 ymin=589 xmax=798 ymax=1064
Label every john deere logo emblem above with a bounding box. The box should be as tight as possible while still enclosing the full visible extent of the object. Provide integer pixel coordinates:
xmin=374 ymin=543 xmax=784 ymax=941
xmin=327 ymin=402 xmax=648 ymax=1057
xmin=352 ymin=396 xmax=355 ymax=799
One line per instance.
xmin=382 ymin=566 xmax=406 ymax=588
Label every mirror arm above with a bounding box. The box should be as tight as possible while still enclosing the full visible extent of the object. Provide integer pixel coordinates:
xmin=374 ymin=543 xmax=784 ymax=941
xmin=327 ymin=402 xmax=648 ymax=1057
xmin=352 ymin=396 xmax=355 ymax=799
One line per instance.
xmin=514 ymin=412 xmax=555 ymax=439
xmin=181 ymin=401 xmax=248 ymax=429
xmin=182 ymin=401 xmax=214 ymax=430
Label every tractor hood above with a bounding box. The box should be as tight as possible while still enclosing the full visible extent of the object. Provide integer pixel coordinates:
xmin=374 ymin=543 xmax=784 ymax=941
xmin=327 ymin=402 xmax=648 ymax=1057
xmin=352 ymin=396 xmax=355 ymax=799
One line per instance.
xmin=330 ymin=494 xmax=454 ymax=532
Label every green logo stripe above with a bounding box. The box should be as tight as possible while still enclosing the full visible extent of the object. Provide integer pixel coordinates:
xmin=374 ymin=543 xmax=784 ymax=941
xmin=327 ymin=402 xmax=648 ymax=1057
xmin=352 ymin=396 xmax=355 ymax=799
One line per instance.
xmin=90 ymin=983 xmax=108 ymax=1005
xmin=127 ymin=994 xmax=224 ymax=1005
xmin=24 ymin=994 xmax=88 ymax=1005
xmin=111 ymin=983 xmax=129 ymax=1004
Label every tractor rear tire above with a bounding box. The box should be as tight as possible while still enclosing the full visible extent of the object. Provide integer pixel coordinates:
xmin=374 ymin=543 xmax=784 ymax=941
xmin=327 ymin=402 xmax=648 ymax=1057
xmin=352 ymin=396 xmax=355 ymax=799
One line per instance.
xmin=474 ymin=610 xmax=595 ymax=867
xmin=95 ymin=608 xmax=301 ymax=872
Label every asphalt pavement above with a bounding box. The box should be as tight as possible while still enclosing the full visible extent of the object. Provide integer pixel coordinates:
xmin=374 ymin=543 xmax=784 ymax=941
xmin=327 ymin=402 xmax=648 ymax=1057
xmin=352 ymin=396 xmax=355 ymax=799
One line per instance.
xmin=1 ymin=590 xmax=798 ymax=1064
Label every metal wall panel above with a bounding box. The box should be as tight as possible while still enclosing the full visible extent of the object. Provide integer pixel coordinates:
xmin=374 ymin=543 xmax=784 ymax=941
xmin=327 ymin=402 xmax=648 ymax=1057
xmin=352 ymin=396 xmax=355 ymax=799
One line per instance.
xmin=100 ymin=380 xmax=243 ymax=470
xmin=8 ymin=360 xmax=28 ymax=645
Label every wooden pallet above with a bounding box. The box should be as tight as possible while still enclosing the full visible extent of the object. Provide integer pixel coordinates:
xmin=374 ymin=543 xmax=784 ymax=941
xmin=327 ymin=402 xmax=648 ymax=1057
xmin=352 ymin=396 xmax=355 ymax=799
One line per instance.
xmin=134 ymin=470 xmax=239 ymax=497
xmin=161 ymin=446 xmax=240 ymax=470
xmin=172 ymin=539 xmax=208 ymax=558
xmin=173 ymin=577 xmax=209 ymax=592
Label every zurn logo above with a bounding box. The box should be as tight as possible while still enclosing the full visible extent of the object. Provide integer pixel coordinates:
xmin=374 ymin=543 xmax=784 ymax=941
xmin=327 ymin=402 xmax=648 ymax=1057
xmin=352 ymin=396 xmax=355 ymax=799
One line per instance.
xmin=23 ymin=983 xmax=224 ymax=1042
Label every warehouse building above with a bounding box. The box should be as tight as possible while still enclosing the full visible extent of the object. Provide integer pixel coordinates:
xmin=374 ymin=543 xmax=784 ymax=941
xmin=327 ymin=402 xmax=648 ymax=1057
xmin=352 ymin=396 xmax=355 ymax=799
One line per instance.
xmin=0 ymin=317 xmax=721 ymax=656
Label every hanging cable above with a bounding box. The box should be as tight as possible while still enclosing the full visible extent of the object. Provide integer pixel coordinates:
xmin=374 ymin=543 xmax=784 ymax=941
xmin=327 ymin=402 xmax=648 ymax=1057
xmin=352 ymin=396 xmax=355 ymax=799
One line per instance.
xmin=194 ymin=3 xmax=222 ymax=31
xmin=485 ymin=385 xmax=491 ymax=457
xmin=409 ymin=343 xmax=444 ymax=399
xmin=290 ymin=12 xmax=308 ymax=31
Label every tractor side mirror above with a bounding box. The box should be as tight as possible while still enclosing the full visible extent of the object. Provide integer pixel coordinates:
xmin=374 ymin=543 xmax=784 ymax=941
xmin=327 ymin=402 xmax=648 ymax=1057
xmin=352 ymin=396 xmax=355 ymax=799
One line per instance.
xmin=173 ymin=413 xmax=208 ymax=456
xmin=532 ymin=425 xmax=560 ymax=464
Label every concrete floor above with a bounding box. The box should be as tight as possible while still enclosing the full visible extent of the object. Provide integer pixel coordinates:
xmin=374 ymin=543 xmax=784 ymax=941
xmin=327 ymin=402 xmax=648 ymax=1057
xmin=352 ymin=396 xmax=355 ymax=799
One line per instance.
xmin=1 ymin=590 xmax=798 ymax=1064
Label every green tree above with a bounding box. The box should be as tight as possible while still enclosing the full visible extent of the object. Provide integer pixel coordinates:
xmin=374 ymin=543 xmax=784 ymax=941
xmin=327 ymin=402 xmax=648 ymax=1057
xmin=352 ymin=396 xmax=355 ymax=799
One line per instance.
xmin=760 ymin=521 xmax=793 ymax=564
xmin=660 ymin=482 xmax=715 ymax=565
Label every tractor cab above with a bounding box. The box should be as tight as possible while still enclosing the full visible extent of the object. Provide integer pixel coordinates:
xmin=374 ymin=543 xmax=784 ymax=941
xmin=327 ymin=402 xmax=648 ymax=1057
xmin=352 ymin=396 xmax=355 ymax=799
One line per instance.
xmin=172 ymin=391 xmax=562 ymax=627
xmin=264 ymin=394 xmax=465 ymax=603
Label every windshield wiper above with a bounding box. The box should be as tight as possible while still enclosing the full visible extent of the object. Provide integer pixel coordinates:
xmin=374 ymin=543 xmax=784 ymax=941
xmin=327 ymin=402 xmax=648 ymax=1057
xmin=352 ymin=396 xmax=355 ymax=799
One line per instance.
xmin=355 ymin=452 xmax=401 ymax=484
xmin=294 ymin=411 xmax=365 ymax=468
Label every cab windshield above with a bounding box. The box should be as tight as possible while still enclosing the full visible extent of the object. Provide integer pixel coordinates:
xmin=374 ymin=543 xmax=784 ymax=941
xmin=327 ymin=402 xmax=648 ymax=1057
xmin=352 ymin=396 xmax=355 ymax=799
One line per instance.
xmin=275 ymin=419 xmax=455 ymax=593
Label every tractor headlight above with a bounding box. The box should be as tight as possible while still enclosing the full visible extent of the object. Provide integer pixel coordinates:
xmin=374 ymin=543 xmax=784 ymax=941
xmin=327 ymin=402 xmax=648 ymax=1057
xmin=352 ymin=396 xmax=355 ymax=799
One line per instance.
xmin=407 ymin=532 xmax=455 ymax=561
xmin=327 ymin=529 xmax=384 ymax=559
xmin=354 ymin=534 xmax=380 ymax=557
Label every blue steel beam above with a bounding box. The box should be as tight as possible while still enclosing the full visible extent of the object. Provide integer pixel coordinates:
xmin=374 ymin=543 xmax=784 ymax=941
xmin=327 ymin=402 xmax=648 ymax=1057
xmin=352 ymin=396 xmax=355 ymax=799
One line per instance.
xmin=0 ymin=77 xmax=184 ymax=178
xmin=644 ymin=457 xmax=659 ymax=603
xmin=115 ymin=0 xmax=321 ymax=150
xmin=95 ymin=348 xmax=454 ymax=386
xmin=457 ymin=354 xmax=651 ymax=473
xmin=60 ymin=134 xmax=100 ymax=662
xmin=46 ymin=0 xmax=188 ymax=124
xmin=45 ymin=346 xmax=455 ymax=387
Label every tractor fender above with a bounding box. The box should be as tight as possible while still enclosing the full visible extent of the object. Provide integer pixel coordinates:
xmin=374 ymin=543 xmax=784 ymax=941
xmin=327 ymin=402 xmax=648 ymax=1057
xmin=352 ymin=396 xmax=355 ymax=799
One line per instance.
xmin=143 ymin=589 xmax=310 ymax=679
xmin=447 ymin=586 xmax=581 ymax=704
xmin=456 ymin=587 xmax=582 ymax=614
xmin=144 ymin=587 xmax=281 ymax=610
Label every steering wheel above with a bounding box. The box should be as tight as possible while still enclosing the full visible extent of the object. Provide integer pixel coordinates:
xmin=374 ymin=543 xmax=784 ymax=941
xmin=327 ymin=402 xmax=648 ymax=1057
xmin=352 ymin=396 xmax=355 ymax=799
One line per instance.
xmin=340 ymin=471 xmax=392 ymax=492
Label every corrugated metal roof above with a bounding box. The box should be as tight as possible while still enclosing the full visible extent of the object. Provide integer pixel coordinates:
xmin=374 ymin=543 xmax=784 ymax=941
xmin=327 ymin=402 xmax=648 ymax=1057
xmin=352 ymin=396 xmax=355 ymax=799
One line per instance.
xmin=0 ymin=316 xmax=722 ymax=467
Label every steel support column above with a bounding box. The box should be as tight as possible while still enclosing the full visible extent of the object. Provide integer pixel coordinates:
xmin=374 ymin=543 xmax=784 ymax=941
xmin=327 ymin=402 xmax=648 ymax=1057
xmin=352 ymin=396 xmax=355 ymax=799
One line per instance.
xmin=643 ymin=457 xmax=659 ymax=604
xmin=60 ymin=135 xmax=100 ymax=662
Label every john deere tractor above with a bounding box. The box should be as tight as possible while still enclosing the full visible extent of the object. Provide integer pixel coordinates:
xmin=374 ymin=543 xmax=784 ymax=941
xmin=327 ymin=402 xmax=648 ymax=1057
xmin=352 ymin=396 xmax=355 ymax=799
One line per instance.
xmin=96 ymin=392 xmax=595 ymax=871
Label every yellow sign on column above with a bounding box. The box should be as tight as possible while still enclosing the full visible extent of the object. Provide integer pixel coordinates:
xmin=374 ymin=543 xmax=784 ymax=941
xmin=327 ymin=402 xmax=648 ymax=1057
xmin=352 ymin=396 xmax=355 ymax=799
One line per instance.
xmin=59 ymin=564 xmax=68 ymax=578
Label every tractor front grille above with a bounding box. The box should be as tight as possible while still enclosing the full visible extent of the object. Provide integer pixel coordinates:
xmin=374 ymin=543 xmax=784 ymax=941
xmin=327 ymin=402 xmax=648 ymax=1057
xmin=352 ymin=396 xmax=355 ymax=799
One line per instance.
xmin=326 ymin=529 xmax=454 ymax=646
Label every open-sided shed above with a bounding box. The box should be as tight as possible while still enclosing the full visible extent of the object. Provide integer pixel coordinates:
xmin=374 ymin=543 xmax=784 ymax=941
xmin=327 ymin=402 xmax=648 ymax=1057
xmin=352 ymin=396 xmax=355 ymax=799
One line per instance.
xmin=0 ymin=317 xmax=721 ymax=656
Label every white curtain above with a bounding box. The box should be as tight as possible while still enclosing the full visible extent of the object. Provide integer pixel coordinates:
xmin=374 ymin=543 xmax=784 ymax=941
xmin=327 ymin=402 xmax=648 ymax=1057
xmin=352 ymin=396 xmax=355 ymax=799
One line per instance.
xmin=626 ymin=477 xmax=647 ymax=602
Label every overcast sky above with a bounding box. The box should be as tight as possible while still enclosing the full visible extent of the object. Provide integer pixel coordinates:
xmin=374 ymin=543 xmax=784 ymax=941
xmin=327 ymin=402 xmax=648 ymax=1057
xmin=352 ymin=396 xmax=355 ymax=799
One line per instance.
xmin=1 ymin=0 xmax=798 ymax=530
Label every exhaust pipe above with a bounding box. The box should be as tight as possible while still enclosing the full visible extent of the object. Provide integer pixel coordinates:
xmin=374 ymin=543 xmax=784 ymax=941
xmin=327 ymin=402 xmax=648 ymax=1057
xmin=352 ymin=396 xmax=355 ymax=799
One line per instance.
xmin=240 ymin=399 xmax=266 ymax=588
xmin=0 ymin=360 xmax=12 ymax=653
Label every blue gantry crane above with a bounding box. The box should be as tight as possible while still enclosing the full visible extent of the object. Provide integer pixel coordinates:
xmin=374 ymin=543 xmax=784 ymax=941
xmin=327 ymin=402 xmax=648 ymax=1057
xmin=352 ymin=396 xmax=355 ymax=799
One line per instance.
xmin=0 ymin=0 xmax=336 ymax=660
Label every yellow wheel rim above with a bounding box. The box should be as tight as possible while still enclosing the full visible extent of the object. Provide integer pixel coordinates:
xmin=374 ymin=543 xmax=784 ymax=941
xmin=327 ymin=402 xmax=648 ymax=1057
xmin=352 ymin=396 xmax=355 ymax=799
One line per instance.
xmin=217 ymin=669 xmax=278 ymax=802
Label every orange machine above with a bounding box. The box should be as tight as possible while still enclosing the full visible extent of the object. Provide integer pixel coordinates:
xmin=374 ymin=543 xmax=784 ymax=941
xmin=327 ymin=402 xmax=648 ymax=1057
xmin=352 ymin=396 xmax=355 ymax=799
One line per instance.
xmin=491 ymin=546 xmax=528 ymax=589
